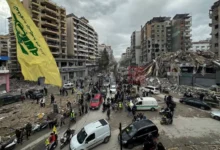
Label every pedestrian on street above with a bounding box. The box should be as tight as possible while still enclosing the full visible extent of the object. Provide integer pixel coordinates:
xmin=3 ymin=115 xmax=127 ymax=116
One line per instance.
xmin=164 ymin=95 xmax=167 ymax=104
xmin=78 ymin=104 xmax=82 ymax=116
xmin=60 ymin=88 xmax=62 ymax=95
xmin=132 ymin=105 xmax=137 ymax=116
xmin=60 ymin=114 xmax=65 ymax=127
xmin=107 ymin=108 xmax=111 ymax=120
xmin=137 ymin=85 xmax=140 ymax=92
xmin=15 ymin=129 xmax=21 ymax=144
xmin=44 ymin=87 xmax=48 ymax=96
xmin=85 ymin=102 xmax=88 ymax=113
xmin=25 ymin=122 xmax=32 ymax=140
xmin=51 ymin=94 xmax=55 ymax=104
xmin=81 ymin=104 xmax=84 ymax=114
xmin=65 ymin=89 xmax=68 ymax=96
xmin=20 ymin=129 xmax=24 ymax=144
xmin=72 ymin=87 xmax=74 ymax=94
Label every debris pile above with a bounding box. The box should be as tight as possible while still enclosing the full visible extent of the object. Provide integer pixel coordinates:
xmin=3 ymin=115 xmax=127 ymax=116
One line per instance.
xmin=142 ymin=50 xmax=217 ymax=77
xmin=145 ymin=77 xmax=219 ymax=102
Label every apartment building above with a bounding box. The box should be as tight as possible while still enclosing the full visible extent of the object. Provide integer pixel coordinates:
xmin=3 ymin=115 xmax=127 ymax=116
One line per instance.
xmin=66 ymin=13 xmax=99 ymax=80
xmin=190 ymin=39 xmax=210 ymax=52
xmin=140 ymin=17 xmax=171 ymax=63
xmin=210 ymin=0 xmax=220 ymax=57
xmin=131 ymin=31 xmax=141 ymax=66
xmin=171 ymin=14 xmax=192 ymax=52
xmin=126 ymin=47 xmax=131 ymax=59
xmin=0 ymin=35 xmax=9 ymax=57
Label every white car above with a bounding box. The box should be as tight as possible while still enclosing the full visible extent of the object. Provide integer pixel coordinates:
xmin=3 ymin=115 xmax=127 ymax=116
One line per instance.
xmin=140 ymin=86 xmax=160 ymax=95
xmin=63 ymin=82 xmax=74 ymax=89
xmin=70 ymin=119 xmax=111 ymax=150
xmin=110 ymin=85 xmax=117 ymax=94
xmin=211 ymin=110 xmax=220 ymax=120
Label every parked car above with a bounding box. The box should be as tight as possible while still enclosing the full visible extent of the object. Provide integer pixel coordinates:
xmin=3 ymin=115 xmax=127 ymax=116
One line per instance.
xmin=63 ymin=82 xmax=74 ymax=90
xmin=103 ymin=81 xmax=110 ymax=87
xmin=140 ymin=86 xmax=160 ymax=95
xmin=119 ymin=119 xmax=159 ymax=149
xmin=110 ymin=85 xmax=117 ymax=94
xmin=25 ymin=88 xmax=44 ymax=100
xmin=211 ymin=110 xmax=220 ymax=120
xmin=0 ymin=93 xmax=25 ymax=106
xmin=70 ymin=119 xmax=111 ymax=150
xmin=179 ymin=97 xmax=211 ymax=110
xmin=90 ymin=94 xmax=103 ymax=110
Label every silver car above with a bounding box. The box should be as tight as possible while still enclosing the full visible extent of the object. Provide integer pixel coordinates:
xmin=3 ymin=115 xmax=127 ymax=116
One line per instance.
xmin=211 ymin=110 xmax=220 ymax=120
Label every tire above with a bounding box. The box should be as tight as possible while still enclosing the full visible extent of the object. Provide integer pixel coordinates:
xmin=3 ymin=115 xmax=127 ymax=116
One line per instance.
xmin=103 ymin=136 xmax=110 ymax=143
xmin=151 ymin=108 xmax=156 ymax=111
xmin=214 ymin=116 xmax=220 ymax=120
xmin=127 ymin=143 xmax=134 ymax=149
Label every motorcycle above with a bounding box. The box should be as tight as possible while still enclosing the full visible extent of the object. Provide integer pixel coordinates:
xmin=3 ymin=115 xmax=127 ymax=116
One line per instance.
xmin=0 ymin=137 xmax=17 ymax=150
xmin=159 ymin=107 xmax=170 ymax=115
xmin=143 ymin=135 xmax=166 ymax=150
xmin=60 ymin=129 xmax=75 ymax=149
xmin=160 ymin=115 xmax=173 ymax=125
xmin=32 ymin=121 xmax=49 ymax=133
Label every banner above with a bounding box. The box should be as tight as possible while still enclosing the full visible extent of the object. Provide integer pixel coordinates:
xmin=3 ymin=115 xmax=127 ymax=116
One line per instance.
xmin=7 ymin=0 xmax=62 ymax=87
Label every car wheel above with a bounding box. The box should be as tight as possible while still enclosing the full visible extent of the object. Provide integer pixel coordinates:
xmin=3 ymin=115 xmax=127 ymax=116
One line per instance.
xmin=103 ymin=136 xmax=110 ymax=143
xmin=200 ymin=106 xmax=205 ymax=110
xmin=151 ymin=108 xmax=156 ymax=111
xmin=214 ymin=116 xmax=220 ymax=120
xmin=127 ymin=143 xmax=134 ymax=149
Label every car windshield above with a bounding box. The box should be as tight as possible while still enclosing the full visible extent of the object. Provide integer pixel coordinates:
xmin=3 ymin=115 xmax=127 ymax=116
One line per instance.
xmin=124 ymin=124 xmax=137 ymax=137
xmin=77 ymin=128 xmax=88 ymax=144
xmin=91 ymin=99 xmax=99 ymax=102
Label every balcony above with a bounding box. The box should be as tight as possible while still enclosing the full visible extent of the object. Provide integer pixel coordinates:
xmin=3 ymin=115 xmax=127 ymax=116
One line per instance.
xmin=32 ymin=8 xmax=40 ymax=14
xmin=32 ymin=0 xmax=40 ymax=6
xmin=78 ymin=48 xmax=88 ymax=53
xmin=78 ymin=38 xmax=88 ymax=44
xmin=42 ymin=6 xmax=58 ymax=15
xmin=42 ymin=21 xmax=58 ymax=28
xmin=41 ymin=28 xmax=59 ymax=35
xmin=209 ymin=23 xmax=212 ymax=27
xmin=48 ymin=43 xmax=60 ymax=48
xmin=44 ymin=36 xmax=59 ymax=41
xmin=42 ymin=13 xmax=58 ymax=21
xmin=78 ymin=28 xmax=87 ymax=34
xmin=209 ymin=10 xmax=212 ymax=18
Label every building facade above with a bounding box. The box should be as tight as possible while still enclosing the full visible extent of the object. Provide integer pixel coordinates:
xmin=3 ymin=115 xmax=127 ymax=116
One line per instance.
xmin=141 ymin=17 xmax=171 ymax=63
xmin=66 ymin=13 xmax=99 ymax=81
xmin=125 ymin=47 xmax=131 ymax=59
xmin=131 ymin=31 xmax=141 ymax=66
xmin=209 ymin=1 xmax=220 ymax=57
xmin=190 ymin=39 xmax=210 ymax=52
xmin=171 ymin=14 xmax=192 ymax=52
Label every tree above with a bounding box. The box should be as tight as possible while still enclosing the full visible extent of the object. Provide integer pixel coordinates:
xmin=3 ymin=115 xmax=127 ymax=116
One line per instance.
xmin=98 ymin=48 xmax=109 ymax=71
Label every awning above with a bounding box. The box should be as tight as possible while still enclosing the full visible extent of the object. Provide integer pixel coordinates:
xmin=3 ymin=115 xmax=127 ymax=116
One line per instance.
xmin=0 ymin=56 xmax=9 ymax=61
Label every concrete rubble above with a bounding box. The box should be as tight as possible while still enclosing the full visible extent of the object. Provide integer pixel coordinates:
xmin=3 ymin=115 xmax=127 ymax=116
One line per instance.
xmin=145 ymin=77 xmax=219 ymax=103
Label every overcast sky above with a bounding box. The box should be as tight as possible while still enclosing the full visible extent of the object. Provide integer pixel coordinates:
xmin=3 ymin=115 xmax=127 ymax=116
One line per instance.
xmin=0 ymin=0 xmax=215 ymax=59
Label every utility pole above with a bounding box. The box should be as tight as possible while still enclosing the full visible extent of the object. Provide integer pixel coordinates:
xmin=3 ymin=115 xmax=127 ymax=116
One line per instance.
xmin=119 ymin=123 xmax=123 ymax=150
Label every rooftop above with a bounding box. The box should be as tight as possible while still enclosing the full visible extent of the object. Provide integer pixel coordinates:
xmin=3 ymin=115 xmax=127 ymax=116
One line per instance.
xmin=211 ymin=0 xmax=220 ymax=10
xmin=173 ymin=14 xmax=191 ymax=19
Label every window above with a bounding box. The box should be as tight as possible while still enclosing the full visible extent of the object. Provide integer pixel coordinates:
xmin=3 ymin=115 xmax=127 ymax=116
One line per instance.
xmin=136 ymin=101 xmax=142 ymax=105
xmin=86 ymin=133 xmax=95 ymax=143
xmin=77 ymin=128 xmax=88 ymax=144
xmin=124 ymin=124 xmax=137 ymax=137
xmin=215 ymin=43 xmax=218 ymax=47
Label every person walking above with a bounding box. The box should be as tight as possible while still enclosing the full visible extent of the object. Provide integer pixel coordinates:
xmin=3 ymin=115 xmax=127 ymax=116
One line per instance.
xmin=81 ymin=103 xmax=84 ymax=114
xmin=60 ymin=114 xmax=65 ymax=127
xmin=85 ymin=102 xmax=88 ymax=114
xmin=44 ymin=87 xmax=47 ymax=96
xmin=78 ymin=104 xmax=82 ymax=116
xmin=15 ymin=129 xmax=21 ymax=144
xmin=70 ymin=111 xmax=76 ymax=123
xmin=107 ymin=108 xmax=111 ymax=120
xmin=132 ymin=105 xmax=137 ymax=116
xmin=51 ymin=94 xmax=55 ymax=104
xmin=25 ymin=122 xmax=32 ymax=140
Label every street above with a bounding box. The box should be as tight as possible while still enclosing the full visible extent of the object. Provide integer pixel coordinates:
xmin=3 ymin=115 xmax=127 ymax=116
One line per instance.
xmin=23 ymin=86 xmax=220 ymax=150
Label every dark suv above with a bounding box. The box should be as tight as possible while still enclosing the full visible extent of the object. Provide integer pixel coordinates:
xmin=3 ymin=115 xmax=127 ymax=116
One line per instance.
xmin=0 ymin=93 xmax=25 ymax=107
xmin=25 ymin=88 xmax=44 ymax=100
xmin=119 ymin=119 xmax=159 ymax=149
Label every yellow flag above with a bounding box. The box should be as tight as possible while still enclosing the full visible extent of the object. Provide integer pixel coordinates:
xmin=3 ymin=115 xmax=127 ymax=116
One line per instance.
xmin=7 ymin=0 xmax=62 ymax=87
